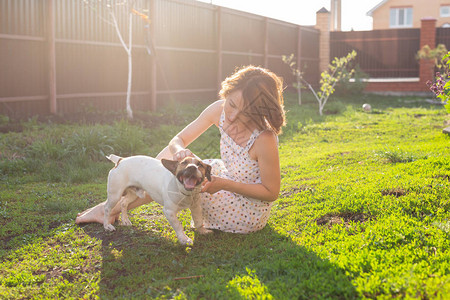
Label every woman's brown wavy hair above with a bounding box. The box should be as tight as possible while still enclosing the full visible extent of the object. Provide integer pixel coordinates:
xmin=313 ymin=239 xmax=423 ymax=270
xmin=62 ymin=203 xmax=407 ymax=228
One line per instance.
xmin=219 ymin=65 xmax=286 ymax=135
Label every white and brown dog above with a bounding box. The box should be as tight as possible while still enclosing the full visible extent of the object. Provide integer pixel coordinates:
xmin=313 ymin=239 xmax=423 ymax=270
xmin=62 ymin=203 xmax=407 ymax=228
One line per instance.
xmin=104 ymin=154 xmax=212 ymax=245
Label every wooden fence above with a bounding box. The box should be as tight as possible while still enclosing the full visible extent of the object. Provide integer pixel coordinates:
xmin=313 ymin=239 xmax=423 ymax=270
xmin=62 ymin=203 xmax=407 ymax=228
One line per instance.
xmin=0 ymin=0 xmax=320 ymax=118
xmin=331 ymin=27 xmax=450 ymax=80
xmin=436 ymin=27 xmax=450 ymax=49
xmin=330 ymin=28 xmax=421 ymax=78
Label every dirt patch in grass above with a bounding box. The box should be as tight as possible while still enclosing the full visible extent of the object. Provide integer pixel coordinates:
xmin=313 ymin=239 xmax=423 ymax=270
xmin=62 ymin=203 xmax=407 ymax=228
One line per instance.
xmin=280 ymin=186 xmax=313 ymax=198
xmin=315 ymin=212 xmax=370 ymax=227
xmin=381 ymin=188 xmax=406 ymax=197
xmin=33 ymin=266 xmax=64 ymax=281
xmin=80 ymin=225 xmax=133 ymax=246
xmin=434 ymin=174 xmax=450 ymax=181
xmin=327 ymin=152 xmax=351 ymax=159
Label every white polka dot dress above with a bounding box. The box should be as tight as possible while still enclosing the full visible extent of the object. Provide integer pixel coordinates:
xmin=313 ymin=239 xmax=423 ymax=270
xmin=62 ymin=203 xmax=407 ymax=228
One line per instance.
xmin=200 ymin=110 xmax=273 ymax=233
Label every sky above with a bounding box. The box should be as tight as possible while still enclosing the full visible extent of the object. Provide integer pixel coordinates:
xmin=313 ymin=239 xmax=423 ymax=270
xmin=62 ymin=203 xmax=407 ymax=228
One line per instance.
xmin=197 ymin=0 xmax=383 ymax=31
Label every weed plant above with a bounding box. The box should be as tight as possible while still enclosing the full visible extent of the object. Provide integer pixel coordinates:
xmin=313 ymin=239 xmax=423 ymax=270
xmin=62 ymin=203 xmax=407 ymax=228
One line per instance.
xmin=0 ymin=92 xmax=449 ymax=298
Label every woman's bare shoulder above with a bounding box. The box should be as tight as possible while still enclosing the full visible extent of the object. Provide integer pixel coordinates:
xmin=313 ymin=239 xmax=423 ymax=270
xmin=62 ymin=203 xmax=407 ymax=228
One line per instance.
xmin=249 ymin=130 xmax=278 ymax=160
xmin=257 ymin=130 xmax=277 ymax=144
xmin=254 ymin=130 xmax=278 ymax=153
xmin=202 ymin=100 xmax=224 ymax=126
xmin=205 ymin=99 xmax=224 ymax=113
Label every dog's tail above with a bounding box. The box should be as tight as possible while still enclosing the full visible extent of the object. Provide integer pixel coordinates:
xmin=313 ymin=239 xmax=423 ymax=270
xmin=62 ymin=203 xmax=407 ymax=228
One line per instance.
xmin=106 ymin=154 xmax=123 ymax=167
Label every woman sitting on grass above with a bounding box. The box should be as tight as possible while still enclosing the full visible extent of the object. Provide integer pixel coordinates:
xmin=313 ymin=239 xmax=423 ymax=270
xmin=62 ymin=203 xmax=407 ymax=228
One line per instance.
xmin=76 ymin=65 xmax=286 ymax=233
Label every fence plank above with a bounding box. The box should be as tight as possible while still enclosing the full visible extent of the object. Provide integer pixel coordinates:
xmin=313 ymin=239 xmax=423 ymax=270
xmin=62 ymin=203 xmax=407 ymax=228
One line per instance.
xmin=48 ymin=0 xmax=57 ymax=114
xmin=436 ymin=27 xmax=450 ymax=49
xmin=217 ymin=6 xmax=223 ymax=89
xmin=149 ymin=0 xmax=157 ymax=111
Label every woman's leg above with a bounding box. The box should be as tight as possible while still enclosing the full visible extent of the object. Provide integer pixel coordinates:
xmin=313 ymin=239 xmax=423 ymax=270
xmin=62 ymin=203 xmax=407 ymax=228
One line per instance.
xmin=75 ymin=194 xmax=153 ymax=225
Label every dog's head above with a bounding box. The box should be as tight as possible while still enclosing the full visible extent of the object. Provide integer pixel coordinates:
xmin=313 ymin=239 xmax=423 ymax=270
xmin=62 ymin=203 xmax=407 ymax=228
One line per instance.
xmin=161 ymin=157 xmax=212 ymax=191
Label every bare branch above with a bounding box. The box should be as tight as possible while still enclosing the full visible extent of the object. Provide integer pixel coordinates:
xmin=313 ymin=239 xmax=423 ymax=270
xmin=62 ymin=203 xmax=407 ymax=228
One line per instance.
xmin=82 ymin=0 xmax=115 ymax=26
xmin=109 ymin=5 xmax=130 ymax=54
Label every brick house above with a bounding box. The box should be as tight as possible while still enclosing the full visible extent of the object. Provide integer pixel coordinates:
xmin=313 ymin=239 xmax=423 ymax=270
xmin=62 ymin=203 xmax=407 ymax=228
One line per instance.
xmin=368 ymin=0 xmax=450 ymax=29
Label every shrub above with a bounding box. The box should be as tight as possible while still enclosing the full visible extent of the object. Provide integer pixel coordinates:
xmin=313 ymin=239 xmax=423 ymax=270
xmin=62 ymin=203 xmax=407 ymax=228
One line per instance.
xmin=423 ymin=48 xmax=450 ymax=112
xmin=335 ymin=64 xmax=368 ymax=96
xmin=108 ymin=120 xmax=149 ymax=156
xmin=26 ymin=138 xmax=68 ymax=160
xmin=65 ymin=127 xmax=113 ymax=160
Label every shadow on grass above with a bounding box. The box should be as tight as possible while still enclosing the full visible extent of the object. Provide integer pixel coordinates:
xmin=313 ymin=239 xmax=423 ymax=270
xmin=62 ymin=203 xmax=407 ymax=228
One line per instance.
xmin=81 ymin=223 xmax=358 ymax=299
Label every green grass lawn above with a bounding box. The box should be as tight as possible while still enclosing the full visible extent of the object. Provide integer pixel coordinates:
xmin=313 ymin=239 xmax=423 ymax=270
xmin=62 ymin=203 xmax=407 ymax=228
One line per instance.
xmin=0 ymin=93 xmax=449 ymax=299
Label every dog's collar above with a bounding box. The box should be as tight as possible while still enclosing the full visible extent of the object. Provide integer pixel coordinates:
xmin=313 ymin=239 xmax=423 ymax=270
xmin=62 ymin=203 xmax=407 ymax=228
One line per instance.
xmin=180 ymin=190 xmax=191 ymax=197
xmin=168 ymin=190 xmax=189 ymax=199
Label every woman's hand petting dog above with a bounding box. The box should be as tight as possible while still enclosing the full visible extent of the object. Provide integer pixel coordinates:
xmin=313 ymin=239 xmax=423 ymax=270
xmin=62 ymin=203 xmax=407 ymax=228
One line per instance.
xmin=173 ymin=149 xmax=194 ymax=161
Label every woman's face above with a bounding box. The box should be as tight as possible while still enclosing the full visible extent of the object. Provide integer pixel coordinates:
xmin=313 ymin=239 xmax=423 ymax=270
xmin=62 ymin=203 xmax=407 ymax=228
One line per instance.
xmin=224 ymin=90 xmax=252 ymax=127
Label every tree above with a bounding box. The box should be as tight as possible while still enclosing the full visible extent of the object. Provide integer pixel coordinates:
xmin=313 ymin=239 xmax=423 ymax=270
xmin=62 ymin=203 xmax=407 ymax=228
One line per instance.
xmin=416 ymin=44 xmax=448 ymax=73
xmin=82 ymin=0 xmax=149 ymax=119
xmin=282 ymin=54 xmax=304 ymax=105
xmin=282 ymin=51 xmax=357 ymax=116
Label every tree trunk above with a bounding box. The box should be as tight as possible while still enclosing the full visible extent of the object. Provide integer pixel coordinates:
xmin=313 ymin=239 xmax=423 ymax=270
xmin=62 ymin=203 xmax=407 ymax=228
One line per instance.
xmin=126 ymin=52 xmax=133 ymax=119
xmin=126 ymin=7 xmax=133 ymax=119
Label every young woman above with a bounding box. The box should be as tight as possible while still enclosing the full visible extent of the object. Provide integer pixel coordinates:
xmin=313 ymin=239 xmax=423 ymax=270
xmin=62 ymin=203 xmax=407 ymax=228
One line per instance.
xmin=76 ymin=65 xmax=286 ymax=233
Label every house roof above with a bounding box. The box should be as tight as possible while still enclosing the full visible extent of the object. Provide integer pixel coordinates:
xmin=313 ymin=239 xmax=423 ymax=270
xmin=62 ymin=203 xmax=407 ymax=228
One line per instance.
xmin=317 ymin=7 xmax=329 ymax=14
xmin=366 ymin=0 xmax=388 ymax=16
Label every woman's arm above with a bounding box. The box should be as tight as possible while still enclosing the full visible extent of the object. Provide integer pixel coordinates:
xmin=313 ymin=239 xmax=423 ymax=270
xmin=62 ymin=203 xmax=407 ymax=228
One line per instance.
xmin=202 ymin=131 xmax=280 ymax=202
xmin=156 ymin=100 xmax=223 ymax=160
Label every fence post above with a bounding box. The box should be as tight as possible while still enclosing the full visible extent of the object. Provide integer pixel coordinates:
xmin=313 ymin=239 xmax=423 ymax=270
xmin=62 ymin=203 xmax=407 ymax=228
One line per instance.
xmin=217 ymin=6 xmax=223 ymax=91
xmin=264 ymin=17 xmax=269 ymax=68
xmin=297 ymin=26 xmax=302 ymax=72
xmin=149 ymin=0 xmax=157 ymax=111
xmin=419 ymin=17 xmax=437 ymax=88
xmin=47 ymin=0 xmax=57 ymax=114
xmin=315 ymin=7 xmax=330 ymax=73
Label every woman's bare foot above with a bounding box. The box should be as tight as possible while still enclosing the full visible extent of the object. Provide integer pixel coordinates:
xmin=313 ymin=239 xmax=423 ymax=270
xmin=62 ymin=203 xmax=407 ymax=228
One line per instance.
xmin=77 ymin=207 xmax=93 ymax=217
xmin=76 ymin=194 xmax=152 ymax=225
xmin=75 ymin=202 xmax=117 ymax=225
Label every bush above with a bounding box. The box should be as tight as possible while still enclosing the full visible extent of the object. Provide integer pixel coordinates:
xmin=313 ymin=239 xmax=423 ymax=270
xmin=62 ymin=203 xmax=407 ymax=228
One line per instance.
xmin=335 ymin=64 xmax=368 ymax=96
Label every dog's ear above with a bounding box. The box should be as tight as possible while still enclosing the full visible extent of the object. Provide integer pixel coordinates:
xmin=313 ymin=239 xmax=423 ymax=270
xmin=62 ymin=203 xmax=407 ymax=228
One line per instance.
xmin=161 ymin=159 xmax=179 ymax=175
xmin=205 ymin=164 xmax=212 ymax=181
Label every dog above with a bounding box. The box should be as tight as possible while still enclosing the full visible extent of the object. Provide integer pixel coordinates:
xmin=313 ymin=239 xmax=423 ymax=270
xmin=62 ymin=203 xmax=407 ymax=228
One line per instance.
xmin=104 ymin=154 xmax=213 ymax=245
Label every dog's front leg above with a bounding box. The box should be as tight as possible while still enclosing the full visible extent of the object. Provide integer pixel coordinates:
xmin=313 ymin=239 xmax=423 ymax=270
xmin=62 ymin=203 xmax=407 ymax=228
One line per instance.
xmin=104 ymin=198 xmax=119 ymax=231
xmin=190 ymin=199 xmax=212 ymax=235
xmin=163 ymin=207 xmax=192 ymax=245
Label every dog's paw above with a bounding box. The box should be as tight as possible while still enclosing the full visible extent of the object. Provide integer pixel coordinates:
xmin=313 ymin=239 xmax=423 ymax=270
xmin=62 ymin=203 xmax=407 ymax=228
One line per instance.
xmin=197 ymin=226 xmax=213 ymax=235
xmin=179 ymin=235 xmax=193 ymax=245
xmin=121 ymin=218 xmax=132 ymax=226
xmin=104 ymin=224 xmax=116 ymax=231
